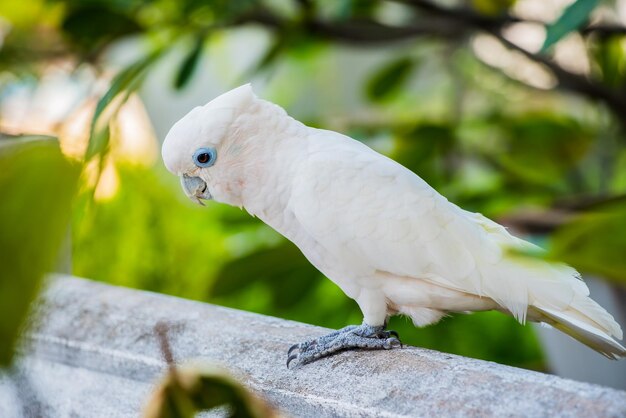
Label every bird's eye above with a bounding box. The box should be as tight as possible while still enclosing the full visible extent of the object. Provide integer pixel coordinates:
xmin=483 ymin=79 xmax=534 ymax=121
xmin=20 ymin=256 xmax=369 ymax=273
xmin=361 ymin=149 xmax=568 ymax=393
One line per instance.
xmin=193 ymin=147 xmax=217 ymax=168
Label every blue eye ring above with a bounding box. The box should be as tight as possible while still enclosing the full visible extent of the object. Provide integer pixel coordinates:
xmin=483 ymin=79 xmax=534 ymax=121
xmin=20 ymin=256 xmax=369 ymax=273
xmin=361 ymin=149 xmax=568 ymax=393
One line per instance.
xmin=193 ymin=147 xmax=217 ymax=168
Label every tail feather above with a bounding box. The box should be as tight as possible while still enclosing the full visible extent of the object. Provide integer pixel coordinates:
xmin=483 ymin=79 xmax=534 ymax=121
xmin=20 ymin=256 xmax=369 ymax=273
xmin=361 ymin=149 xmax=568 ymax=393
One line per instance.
xmin=532 ymin=305 xmax=626 ymax=360
xmin=464 ymin=210 xmax=625 ymax=358
xmin=567 ymin=295 xmax=623 ymax=339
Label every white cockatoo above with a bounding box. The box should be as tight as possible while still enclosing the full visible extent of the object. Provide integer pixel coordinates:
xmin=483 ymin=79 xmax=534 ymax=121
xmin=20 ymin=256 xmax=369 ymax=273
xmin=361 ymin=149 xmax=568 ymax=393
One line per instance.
xmin=162 ymin=85 xmax=625 ymax=367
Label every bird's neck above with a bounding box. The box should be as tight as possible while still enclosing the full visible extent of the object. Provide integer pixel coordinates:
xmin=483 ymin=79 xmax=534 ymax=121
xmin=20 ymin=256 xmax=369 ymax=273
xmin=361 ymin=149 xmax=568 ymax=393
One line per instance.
xmin=214 ymin=100 xmax=307 ymax=226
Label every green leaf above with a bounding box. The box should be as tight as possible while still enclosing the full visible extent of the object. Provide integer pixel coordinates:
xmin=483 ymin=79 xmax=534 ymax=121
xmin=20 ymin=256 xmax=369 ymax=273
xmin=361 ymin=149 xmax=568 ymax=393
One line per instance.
xmin=541 ymin=0 xmax=599 ymax=53
xmin=174 ymin=36 xmax=206 ymax=90
xmin=0 ymin=136 xmax=79 ymax=367
xmin=85 ymin=124 xmax=111 ymax=162
xmin=366 ymin=57 xmax=415 ymax=102
xmin=86 ymin=49 xmax=163 ymax=160
xmin=593 ymin=36 xmax=626 ymax=88
xmin=549 ymin=200 xmax=626 ymax=285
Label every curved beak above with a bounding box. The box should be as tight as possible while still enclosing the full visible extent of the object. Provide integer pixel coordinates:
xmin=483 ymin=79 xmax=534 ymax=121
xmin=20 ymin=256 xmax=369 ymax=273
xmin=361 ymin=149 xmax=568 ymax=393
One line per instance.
xmin=181 ymin=174 xmax=212 ymax=206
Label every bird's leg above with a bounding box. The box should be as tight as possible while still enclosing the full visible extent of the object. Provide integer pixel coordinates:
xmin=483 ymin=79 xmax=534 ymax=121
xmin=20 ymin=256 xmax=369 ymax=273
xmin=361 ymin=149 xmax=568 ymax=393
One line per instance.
xmin=287 ymin=323 xmax=402 ymax=368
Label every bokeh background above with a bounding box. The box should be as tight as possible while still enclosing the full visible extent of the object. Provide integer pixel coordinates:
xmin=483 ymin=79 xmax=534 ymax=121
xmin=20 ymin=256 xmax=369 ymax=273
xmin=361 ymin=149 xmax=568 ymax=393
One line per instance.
xmin=1 ymin=0 xmax=626 ymax=388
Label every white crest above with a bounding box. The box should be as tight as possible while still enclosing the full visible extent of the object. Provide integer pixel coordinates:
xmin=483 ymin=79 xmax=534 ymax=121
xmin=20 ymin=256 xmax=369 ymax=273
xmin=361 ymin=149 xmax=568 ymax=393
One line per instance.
xmin=202 ymin=83 xmax=257 ymax=111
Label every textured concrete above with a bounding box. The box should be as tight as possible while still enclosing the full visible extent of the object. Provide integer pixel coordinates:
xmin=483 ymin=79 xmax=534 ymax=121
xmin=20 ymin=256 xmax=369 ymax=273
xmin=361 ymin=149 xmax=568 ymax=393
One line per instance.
xmin=2 ymin=275 xmax=626 ymax=418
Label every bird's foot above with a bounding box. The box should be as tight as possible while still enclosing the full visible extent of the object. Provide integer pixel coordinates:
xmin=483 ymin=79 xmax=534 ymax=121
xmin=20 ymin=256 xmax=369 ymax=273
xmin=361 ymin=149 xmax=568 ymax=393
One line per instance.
xmin=287 ymin=324 xmax=402 ymax=368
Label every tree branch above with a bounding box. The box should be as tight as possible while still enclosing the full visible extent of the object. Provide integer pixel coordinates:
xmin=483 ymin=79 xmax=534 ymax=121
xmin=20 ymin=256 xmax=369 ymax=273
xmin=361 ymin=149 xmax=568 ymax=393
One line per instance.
xmin=396 ymin=0 xmax=626 ymax=38
xmin=236 ymin=10 xmax=468 ymax=44
xmin=492 ymin=32 xmax=626 ymax=122
xmin=582 ymin=23 xmax=626 ymax=37
xmin=237 ymin=1 xmax=626 ymax=45
xmin=233 ymin=1 xmax=626 ymax=130
xmin=398 ymin=0 xmax=626 ymax=130
xmin=393 ymin=0 xmax=522 ymax=28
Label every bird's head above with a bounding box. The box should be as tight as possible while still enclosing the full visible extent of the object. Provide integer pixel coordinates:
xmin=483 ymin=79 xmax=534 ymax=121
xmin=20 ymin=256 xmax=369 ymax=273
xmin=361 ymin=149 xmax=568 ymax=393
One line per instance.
xmin=161 ymin=84 xmax=259 ymax=206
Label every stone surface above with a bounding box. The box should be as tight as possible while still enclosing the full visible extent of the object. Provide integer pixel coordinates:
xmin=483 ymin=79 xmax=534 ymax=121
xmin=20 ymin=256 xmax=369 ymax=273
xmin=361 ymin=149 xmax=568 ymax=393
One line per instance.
xmin=2 ymin=275 xmax=626 ymax=417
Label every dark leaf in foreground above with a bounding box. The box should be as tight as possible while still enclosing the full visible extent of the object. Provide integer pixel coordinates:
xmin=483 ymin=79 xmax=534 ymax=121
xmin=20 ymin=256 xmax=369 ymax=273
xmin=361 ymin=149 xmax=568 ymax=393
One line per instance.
xmin=0 ymin=136 xmax=78 ymax=367
xmin=145 ymin=323 xmax=280 ymax=418
xmin=143 ymin=362 xmax=281 ymax=418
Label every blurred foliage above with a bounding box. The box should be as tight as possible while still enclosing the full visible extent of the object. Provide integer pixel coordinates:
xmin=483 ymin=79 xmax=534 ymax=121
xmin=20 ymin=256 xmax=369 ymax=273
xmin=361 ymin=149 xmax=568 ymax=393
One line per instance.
xmin=366 ymin=56 xmax=417 ymax=102
xmin=592 ymin=36 xmax=626 ymax=89
xmin=143 ymin=323 xmax=280 ymax=418
xmin=550 ymin=199 xmax=626 ymax=286
xmin=61 ymin=3 xmax=142 ymax=57
xmin=2 ymin=0 xmax=626 ymax=383
xmin=72 ymin=166 xmax=229 ymax=297
xmin=472 ymin=0 xmax=516 ymax=16
xmin=144 ymin=362 xmax=280 ymax=418
xmin=0 ymin=136 xmax=78 ymax=367
xmin=87 ymin=48 xmax=165 ymax=164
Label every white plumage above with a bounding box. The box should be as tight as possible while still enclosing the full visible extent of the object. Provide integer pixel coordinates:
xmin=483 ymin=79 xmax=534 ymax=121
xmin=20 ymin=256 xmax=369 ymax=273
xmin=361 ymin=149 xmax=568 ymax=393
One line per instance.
xmin=162 ymin=85 xmax=625 ymax=359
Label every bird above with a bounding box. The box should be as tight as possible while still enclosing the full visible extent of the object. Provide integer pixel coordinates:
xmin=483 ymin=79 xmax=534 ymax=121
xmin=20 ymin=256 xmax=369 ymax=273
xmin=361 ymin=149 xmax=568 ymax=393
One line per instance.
xmin=162 ymin=84 xmax=626 ymax=367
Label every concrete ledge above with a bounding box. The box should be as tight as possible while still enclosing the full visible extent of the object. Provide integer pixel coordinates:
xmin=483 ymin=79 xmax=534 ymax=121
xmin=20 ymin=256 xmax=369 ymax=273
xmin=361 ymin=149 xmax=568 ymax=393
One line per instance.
xmin=4 ymin=275 xmax=626 ymax=417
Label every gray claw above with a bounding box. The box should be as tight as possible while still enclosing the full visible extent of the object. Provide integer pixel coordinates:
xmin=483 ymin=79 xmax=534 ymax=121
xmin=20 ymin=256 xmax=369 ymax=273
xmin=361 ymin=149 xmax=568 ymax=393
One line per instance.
xmin=286 ymin=353 xmax=298 ymax=368
xmin=288 ymin=343 xmax=299 ymax=356
xmin=385 ymin=338 xmax=402 ymax=349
